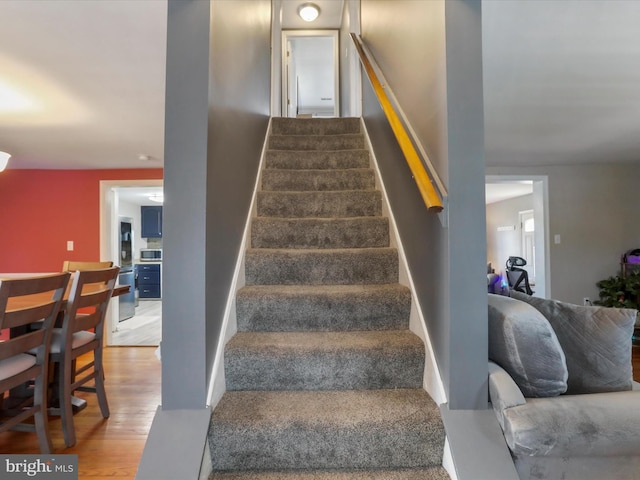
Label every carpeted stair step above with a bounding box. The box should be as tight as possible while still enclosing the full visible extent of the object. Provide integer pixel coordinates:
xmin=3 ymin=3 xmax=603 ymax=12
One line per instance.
xmin=265 ymin=149 xmax=370 ymax=170
xmin=210 ymin=467 xmax=451 ymax=479
xmin=236 ymin=284 xmax=411 ymax=332
xmin=208 ymin=117 xmax=448 ymax=479
xmin=250 ymin=217 xmax=389 ymax=249
xmin=244 ymin=247 xmax=398 ymax=285
xmin=261 ymin=168 xmax=375 ymax=191
xmin=225 ymin=330 xmax=424 ymax=391
xmin=209 ymin=389 xmax=445 ymax=472
xmin=256 ymin=190 xmax=381 ymax=218
xmin=271 ymin=117 xmax=361 ymax=135
xmin=268 ymin=134 xmax=364 ymax=151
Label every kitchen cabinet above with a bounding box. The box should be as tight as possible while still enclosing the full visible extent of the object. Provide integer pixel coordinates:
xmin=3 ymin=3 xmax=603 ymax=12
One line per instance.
xmin=136 ymin=263 xmax=161 ymax=299
xmin=141 ymin=206 xmax=163 ymax=238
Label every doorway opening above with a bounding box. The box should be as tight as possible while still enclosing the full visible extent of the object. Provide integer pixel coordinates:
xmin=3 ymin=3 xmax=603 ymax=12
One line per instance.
xmin=485 ymin=175 xmax=550 ymax=298
xmin=282 ymin=30 xmax=339 ymax=118
xmin=100 ymin=179 xmax=163 ymax=346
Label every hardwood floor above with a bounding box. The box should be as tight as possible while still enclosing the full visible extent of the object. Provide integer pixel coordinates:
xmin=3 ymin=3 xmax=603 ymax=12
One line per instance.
xmin=0 ymin=347 xmax=161 ymax=479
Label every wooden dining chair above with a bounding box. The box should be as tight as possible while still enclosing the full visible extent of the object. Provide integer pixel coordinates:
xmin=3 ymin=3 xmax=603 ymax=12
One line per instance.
xmin=0 ymin=272 xmax=70 ymax=453
xmin=62 ymin=261 xmax=113 ymax=272
xmin=49 ymin=266 xmax=119 ymax=447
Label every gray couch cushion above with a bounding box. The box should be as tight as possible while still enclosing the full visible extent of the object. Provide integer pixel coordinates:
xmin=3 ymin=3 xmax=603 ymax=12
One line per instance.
xmin=510 ymin=291 xmax=635 ymax=394
xmin=488 ymin=294 xmax=568 ymax=397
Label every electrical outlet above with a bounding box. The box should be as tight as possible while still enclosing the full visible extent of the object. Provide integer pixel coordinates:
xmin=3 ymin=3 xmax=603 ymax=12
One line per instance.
xmin=583 ymin=297 xmax=591 ymax=306
xmin=67 ymin=240 xmax=74 ymax=251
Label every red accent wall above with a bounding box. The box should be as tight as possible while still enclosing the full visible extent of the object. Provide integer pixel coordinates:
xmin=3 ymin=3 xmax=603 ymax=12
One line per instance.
xmin=0 ymin=169 xmax=163 ymax=273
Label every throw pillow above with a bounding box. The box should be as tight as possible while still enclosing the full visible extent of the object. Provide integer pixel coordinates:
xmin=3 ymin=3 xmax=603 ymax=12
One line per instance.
xmin=487 ymin=294 xmax=568 ymax=397
xmin=510 ymin=291 xmax=635 ymax=394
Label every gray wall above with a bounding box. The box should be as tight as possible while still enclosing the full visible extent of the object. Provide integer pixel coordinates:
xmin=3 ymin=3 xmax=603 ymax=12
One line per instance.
xmin=361 ymin=0 xmax=487 ymax=410
xmin=205 ymin=0 xmax=271 ymax=394
xmin=487 ymin=164 xmax=640 ymax=305
xmin=162 ymin=0 xmax=271 ymax=410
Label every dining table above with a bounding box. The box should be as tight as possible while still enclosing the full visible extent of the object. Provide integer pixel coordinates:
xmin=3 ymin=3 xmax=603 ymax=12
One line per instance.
xmin=1 ymin=275 xmax=130 ymax=413
xmin=4 ymin=281 xmax=130 ymax=311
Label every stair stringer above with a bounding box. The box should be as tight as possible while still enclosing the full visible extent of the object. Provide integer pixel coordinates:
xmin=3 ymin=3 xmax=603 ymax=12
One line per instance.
xmin=360 ymin=118 xmax=447 ymax=407
xmin=206 ymin=118 xmax=273 ymax=410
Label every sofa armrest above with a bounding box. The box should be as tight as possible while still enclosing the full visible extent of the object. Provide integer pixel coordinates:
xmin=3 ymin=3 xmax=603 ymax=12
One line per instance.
xmin=502 ymin=390 xmax=640 ymax=458
xmin=488 ymin=361 xmax=526 ymax=430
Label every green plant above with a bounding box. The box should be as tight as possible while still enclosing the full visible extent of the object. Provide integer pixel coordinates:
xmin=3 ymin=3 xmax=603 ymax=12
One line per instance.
xmin=594 ymin=272 xmax=640 ymax=310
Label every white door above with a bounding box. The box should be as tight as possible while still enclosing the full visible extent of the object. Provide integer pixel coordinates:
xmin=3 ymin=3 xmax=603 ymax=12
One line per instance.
xmin=285 ymin=40 xmax=298 ymax=117
xmin=282 ymin=30 xmax=339 ymax=118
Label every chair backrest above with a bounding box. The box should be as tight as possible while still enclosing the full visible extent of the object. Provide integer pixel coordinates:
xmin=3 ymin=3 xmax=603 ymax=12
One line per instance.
xmin=506 ymin=269 xmax=533 ymax=295
xmin=62 ymin=261 xmax=113 ymax=272
xmin=62 ymin=267 xmax=120 ymax=341
xmin=0 ymin=273 xmax=70 ymax=366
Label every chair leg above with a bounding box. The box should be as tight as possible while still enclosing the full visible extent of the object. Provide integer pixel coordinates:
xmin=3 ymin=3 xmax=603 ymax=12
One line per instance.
xmin=33 ymin=368 xmax=53 ymax=454
xmin=94 ymin=350 xmax=109 ymax=418
xmin=59 ymin=357 xmax=76 ymax=448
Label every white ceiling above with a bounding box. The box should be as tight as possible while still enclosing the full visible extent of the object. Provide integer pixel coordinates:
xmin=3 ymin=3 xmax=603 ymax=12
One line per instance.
xmin=483 ymin=0 xmax=640 ymax=167
xmin=485 ymin=182 xmax=533 ymax=205
xmin=0 ymin=0 xmax=167 ymax=169
xmin=117 ymin=185 xmax=163 ymax=206
xmin=1 ymin=0 xmax=640 ymax=174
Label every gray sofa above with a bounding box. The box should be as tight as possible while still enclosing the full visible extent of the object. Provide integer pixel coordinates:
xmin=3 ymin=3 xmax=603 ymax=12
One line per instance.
xmin=487 ymin=292 xmax=640 ymax=480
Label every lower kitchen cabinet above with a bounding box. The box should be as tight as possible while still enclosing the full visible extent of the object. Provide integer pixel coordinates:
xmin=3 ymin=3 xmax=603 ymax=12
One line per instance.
xmin=136 ymin=263 xmax=161 ymax=299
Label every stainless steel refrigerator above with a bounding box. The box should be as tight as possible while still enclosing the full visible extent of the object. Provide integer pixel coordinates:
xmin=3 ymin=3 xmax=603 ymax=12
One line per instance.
xmin=118 ymin=217 xmax=136 ymax=321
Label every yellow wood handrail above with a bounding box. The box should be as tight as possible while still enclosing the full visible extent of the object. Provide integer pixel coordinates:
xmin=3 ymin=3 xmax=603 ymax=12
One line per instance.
xmin=351 ymin=33 xmax=443 ymax=213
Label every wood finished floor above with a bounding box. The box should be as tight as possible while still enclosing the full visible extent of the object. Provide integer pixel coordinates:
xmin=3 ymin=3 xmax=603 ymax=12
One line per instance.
xmin=0 ymin=347 xmax=161 ymax=479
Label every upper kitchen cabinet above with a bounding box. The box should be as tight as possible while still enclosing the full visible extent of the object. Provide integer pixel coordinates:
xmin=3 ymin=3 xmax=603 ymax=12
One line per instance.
xmin=141 ymin=206 xmax=163 ymax=238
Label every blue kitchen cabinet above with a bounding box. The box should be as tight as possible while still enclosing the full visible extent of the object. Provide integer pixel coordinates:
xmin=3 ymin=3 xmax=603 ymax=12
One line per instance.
xmin=136 ymin=263 xmax=161 ymax=299
xmin=141 ymin=206 xmax=163 ymax=238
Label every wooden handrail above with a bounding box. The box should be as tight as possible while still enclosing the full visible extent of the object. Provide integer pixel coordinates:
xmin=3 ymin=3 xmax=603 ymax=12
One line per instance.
xmin=351 ymin=33 xmax=443 ymax=213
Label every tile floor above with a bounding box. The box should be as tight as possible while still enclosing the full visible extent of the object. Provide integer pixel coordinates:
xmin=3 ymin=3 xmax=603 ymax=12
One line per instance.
xmin=111 ymin=300 xmax=161 ymax=346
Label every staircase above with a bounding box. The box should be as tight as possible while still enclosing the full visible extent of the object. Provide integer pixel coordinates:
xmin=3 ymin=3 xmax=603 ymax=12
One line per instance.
xmin=208 ymin=117 xmax=449 ymax=479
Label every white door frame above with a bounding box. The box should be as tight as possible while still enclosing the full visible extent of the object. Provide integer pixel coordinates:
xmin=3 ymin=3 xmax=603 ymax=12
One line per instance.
xmin=281 ymin=30 xmax=339 ymax=118
xmin=285 ymin=39 xmax=298 ymax=118
xmin=99 ymin=178 xmax=163 ymax=345
xmin=519 ymin=209 xmax=535 ymax=283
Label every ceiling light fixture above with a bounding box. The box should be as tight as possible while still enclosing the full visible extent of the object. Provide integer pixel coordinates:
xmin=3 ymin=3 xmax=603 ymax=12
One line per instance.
xmin=0 ymin=151 xmax=11 ymax=172
xmin=298 ymin=3 xmax=320 ymax=22
xmin=148 ymin=193 xmax=164 ymax=203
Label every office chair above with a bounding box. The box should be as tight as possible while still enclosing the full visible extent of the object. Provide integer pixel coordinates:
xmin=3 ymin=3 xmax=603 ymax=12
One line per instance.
xmin=505 ymin=256 xmax=534 ymax=295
